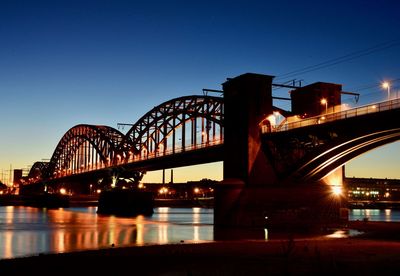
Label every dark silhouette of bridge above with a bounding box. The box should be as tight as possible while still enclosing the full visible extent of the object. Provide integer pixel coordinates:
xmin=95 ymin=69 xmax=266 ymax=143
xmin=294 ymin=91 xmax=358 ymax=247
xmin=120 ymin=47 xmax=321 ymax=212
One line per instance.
xmin=24 ymin=96 xmax=224 ymax=189
xmin=22 ymin=73 xmax=400 ymax=231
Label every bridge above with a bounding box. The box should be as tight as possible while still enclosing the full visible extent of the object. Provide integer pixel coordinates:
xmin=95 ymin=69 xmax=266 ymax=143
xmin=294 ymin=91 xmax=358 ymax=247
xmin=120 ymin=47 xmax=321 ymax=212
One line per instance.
xmin=23 ymin=95 xmax=224 ymax=191
xmin=22 ymin=73 xmax=400 ymax=232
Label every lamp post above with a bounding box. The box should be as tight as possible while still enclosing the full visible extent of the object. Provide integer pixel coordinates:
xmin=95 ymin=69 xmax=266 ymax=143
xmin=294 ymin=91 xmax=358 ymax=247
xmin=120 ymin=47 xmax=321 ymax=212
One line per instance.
xmin=382 ymin=81 xmax=391 ymax=100
xmin=320 ymin=98 xmax=328 ymax=114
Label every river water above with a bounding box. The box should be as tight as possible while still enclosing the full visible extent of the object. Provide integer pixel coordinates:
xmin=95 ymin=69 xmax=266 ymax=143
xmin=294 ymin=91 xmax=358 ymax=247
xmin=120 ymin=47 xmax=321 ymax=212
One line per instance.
xmin=0 ymin=206 xmax=398 ymax=260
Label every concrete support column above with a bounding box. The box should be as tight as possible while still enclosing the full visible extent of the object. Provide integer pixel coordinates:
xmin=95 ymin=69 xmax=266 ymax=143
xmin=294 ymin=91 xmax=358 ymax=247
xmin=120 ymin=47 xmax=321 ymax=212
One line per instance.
xmin=215 ymin=73 xmax=276 ymax=230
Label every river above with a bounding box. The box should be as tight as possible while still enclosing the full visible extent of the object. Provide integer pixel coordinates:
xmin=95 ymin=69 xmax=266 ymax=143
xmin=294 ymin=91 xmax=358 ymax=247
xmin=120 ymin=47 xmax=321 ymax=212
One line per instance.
xmin=0 ymin=206 xmax=399 ymax=260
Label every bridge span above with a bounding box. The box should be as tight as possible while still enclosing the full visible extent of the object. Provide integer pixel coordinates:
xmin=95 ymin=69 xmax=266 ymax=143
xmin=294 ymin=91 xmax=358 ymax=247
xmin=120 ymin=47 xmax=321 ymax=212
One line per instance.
xmin=21 ymin=73 xmax=400 ymax=233
xmin=24 ymin=95 xmax=223 ymax=187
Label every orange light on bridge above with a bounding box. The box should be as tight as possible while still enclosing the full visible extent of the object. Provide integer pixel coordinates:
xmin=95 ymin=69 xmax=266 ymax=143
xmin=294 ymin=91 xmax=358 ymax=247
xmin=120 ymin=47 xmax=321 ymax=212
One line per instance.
xmin=323 ymin=167 xmax=344 ymax=198
xmin=59 ymin=188 xmax=67 ymax=195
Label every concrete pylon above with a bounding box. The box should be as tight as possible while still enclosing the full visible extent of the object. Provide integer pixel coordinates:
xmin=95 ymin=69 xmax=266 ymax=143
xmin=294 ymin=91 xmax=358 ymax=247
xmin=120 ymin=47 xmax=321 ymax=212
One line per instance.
xmin=214 ymin=73 xmax=276 ymax=233
xmin=222 ymin=73 xmax=276 ymax=185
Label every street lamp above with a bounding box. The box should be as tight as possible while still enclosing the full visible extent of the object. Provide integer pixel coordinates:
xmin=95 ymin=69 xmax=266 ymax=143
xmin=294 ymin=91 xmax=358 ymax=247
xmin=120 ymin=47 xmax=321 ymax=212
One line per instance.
xmin=320 ymin=98 xmax=328 ymax=114
xmin=382 ymin=81 xmax=391 ymax=100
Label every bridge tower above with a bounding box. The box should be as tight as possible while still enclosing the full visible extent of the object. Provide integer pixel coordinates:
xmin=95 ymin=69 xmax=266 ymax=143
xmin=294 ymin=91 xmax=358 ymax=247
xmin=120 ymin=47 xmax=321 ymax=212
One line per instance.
xmin=214 ymin=73 xmax=344 ymax=236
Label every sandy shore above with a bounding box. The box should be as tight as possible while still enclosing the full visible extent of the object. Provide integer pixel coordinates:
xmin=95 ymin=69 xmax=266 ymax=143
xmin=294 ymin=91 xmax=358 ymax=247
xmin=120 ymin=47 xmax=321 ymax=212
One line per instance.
xmin=1 ymin=221 xmax=400 ymax=275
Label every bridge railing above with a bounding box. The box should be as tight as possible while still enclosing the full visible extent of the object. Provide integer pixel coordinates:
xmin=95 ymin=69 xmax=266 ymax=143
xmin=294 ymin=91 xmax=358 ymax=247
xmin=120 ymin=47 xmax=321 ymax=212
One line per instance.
xmin=270 ymin=98 xmax=400 ymax=133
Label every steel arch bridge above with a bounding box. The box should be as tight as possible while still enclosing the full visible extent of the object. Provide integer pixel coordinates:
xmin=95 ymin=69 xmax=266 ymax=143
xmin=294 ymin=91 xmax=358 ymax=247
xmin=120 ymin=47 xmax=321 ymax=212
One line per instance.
xmin=25 ymin=95 xmax=224 ymax=185
xmin=24 ymin=91 xmax=400 ymax=191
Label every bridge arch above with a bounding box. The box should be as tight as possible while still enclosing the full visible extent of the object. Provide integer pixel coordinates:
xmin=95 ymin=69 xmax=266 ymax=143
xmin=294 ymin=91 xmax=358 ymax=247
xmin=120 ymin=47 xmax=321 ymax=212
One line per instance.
xmin=122 ymin=95 xmax=224 ymax=161
xmin=44 ymin=124 xmax=125 ymax=179
xmin=26 ymin=161 xmax=49 ymax=182
xmin=296 ymin=128 xmax=400 ymax=181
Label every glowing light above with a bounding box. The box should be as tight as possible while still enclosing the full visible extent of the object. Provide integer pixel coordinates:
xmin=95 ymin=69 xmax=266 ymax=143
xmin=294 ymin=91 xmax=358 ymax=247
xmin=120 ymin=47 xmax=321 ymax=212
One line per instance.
xmin=194 ymin=187 xmax=200 ymax=194
xmin=111 ymin=176 xmax=117 ymax=188
xmin=382 ymin=81 xmax=391 ymax=99
xmin=59 ymin=188 xmax=67 ymax=195
xmin=322 ymin=167 xmax=343 ymax=197
xmin=320 ymin=98 xmax=328 ymax=113
xmin=332 ymin=186 xmax=342 ymax=196
xmin=267 ymin=114 xmax=276 ymax=126
xmin=96 ymin=189 xmax=102 ymax=194
xmin=326 ymin=230 xmax=347 ymax=238
xmin=382 ymin=81 xmax=390 ymax=89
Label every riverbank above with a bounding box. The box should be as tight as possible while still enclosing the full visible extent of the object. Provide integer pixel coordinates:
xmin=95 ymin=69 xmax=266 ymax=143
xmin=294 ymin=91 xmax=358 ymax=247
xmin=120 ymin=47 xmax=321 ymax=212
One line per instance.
xmin=1 ymin=221 xmax=400 ymax=275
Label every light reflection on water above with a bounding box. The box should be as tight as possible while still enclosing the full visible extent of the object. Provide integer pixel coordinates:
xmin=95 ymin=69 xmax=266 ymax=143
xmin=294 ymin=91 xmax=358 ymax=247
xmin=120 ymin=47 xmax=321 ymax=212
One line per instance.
xmin=0 ymin=206 xmax=213 ymax=259
xmin=349 ymin=208 xmax=400 ymax=222
xmin=2 ymin=206 xmax=400 ymax=259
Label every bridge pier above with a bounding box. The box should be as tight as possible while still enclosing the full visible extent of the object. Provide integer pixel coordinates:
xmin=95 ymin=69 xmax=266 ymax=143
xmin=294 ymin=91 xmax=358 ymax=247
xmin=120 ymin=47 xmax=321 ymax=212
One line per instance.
xmin=214 ymin=73 xmax=346 ymax=238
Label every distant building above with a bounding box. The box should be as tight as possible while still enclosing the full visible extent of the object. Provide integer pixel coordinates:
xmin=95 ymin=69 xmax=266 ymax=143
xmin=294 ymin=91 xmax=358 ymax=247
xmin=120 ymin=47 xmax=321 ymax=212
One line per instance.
xmin=144 ymin=179 xmax=217 ymax=200
xmin=13 ymin=169 xmax=23 ymax=186
xmin=344 ymin=177 xmax=400 ymax=202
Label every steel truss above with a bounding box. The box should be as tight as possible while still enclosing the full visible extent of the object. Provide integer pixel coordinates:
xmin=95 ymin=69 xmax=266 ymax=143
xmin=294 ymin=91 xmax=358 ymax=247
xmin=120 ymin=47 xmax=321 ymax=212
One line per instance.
xmin=27 ymin=96 xmax=224 ymax=183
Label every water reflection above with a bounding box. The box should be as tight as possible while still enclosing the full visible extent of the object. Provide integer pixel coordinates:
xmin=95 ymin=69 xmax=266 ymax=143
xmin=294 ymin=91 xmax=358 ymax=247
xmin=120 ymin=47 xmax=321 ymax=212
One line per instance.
xmin=3 ymin=206 xmax=398 ymax=259
xmin=349 ymin=208 xmax=400 ymax=222
xmin=0 ymin=206 xmax=213 ymax=259
xmin=325 ymin=229 xmax=363 ymax=238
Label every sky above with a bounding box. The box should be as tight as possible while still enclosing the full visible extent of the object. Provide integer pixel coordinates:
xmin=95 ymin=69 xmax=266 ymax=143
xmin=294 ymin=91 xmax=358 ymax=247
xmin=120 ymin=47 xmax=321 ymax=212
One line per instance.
xmin=1 ymin=0 xmax=400 ymax=184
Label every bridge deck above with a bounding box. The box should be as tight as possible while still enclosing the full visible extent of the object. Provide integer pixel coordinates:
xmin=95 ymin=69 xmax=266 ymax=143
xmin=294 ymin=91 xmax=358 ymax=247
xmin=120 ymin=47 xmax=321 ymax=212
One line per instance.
xmin=269 ymin=98 xmax=400 ymax=133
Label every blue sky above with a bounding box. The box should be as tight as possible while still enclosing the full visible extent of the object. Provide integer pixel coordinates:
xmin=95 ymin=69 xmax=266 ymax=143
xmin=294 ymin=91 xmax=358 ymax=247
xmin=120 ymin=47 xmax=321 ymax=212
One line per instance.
xmin=1 ymin=0 xmax=400 ymax=183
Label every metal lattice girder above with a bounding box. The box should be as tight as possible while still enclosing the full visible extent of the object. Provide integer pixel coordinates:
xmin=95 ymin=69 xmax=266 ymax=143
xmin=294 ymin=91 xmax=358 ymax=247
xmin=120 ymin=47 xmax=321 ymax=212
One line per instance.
xmin=121 ymin=95 xmax=224 ymax=159
xmin=43 ymin=125 xmax=125 ymax=179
